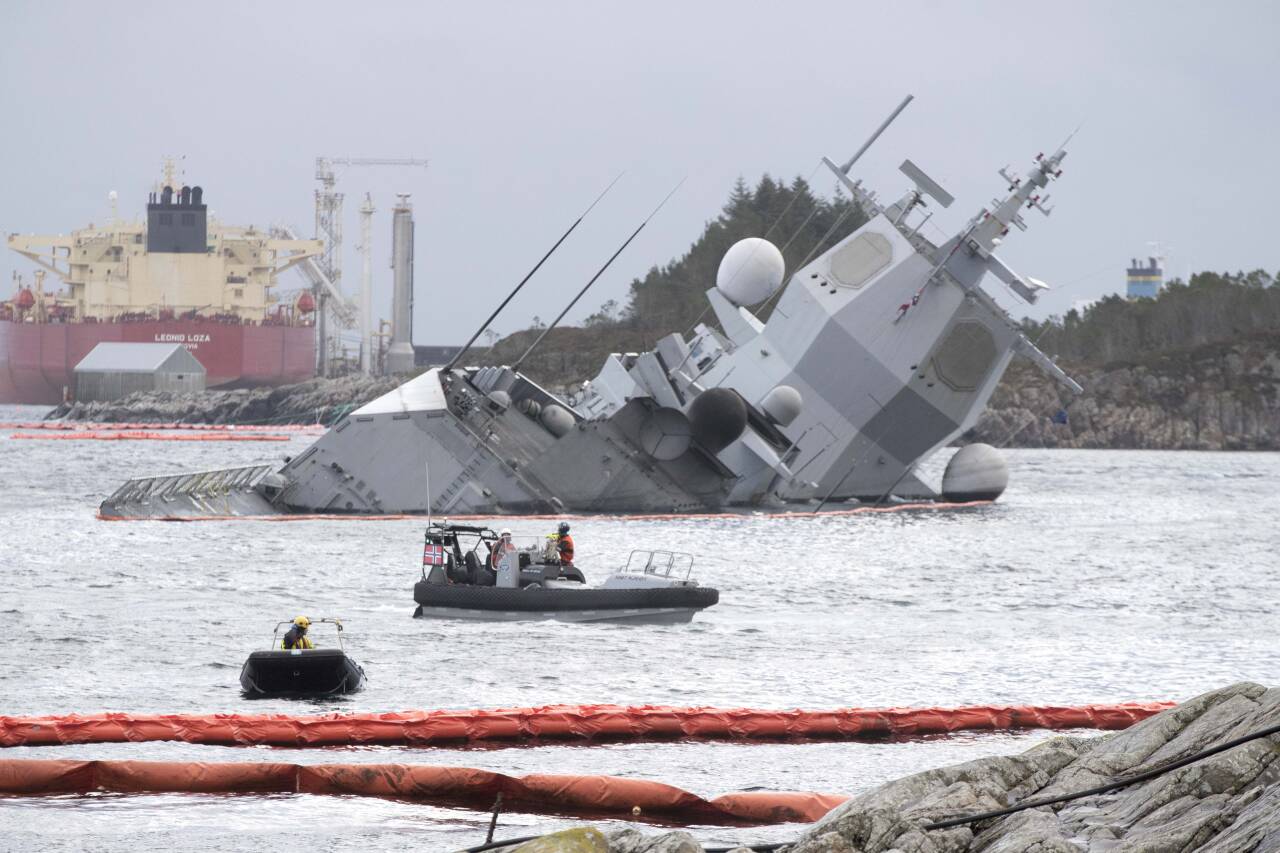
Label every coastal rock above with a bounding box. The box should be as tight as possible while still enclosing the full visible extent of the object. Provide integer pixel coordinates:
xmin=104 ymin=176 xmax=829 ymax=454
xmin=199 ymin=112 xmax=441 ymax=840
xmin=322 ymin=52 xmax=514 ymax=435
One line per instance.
xmin=605 ymin=829 xmax=703 ymax=853
xmin=49 ymin=334 xmax=1280 ymax=451
xmin=51 ymin=374 xmax=402 ymax=426
xmin=787 ymin=682 xmax=1280 ymax=852
xmin=591 ymin=683 xmax=1279 ymax=853
xmin=510 ymin=827 xmax=609 ymax=853
xmin=964 ymin=335 xmax=1280 ymax=450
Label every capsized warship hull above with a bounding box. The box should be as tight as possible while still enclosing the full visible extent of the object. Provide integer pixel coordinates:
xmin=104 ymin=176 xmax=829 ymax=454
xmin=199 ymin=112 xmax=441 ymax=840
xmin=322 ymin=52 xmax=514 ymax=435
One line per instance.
xmin=100 ymin=118 xmax=1081 ymax=519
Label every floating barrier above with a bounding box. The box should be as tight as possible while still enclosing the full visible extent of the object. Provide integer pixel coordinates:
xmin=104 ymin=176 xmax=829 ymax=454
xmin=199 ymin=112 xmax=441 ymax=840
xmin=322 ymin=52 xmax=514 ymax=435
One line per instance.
xmin=0 ymin=421 xmax=324 ymax=432
xmin=10 ymin=431 xmax=292 ymax=442
xmin=0 ymin=701 xmax=1174 ymax=749
xmin=96 ymin=499 xmax=997 ymax=523
xmin=0 ymin=758 xmax=846 ymax=823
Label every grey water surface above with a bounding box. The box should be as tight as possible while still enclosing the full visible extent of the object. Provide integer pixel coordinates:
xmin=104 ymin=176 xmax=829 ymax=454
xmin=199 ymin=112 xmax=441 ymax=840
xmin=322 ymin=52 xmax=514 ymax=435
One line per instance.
xmin=0 ymin=404 xmax=1276 ymax=851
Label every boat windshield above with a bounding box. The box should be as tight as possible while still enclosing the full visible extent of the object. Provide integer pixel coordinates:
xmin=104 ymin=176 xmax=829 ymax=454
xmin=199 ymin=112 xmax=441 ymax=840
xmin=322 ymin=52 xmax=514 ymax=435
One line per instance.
xmin=268 ymin=618 xmax=347 ymax=651
xmin=423 ymin=525 xmax=562 ymax=571
xmin=619 ymin=550 xmax=694 ymax=580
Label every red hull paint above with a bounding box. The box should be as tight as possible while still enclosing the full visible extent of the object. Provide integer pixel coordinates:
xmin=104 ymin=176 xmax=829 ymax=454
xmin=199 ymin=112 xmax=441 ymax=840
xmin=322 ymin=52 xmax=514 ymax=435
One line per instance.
xmin=0 ymin=319 xmax=315 ymax=405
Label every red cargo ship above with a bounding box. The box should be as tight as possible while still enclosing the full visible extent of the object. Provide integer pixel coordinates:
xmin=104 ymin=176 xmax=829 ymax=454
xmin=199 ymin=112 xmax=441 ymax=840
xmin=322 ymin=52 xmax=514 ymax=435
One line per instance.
xmin=3 ymin=172 xmax=320 ymax=404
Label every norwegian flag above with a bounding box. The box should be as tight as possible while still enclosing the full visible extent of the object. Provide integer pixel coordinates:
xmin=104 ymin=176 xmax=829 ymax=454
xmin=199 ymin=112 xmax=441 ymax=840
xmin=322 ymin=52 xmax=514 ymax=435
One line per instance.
xmin=422 ymin=543 xmax=446 ymax=566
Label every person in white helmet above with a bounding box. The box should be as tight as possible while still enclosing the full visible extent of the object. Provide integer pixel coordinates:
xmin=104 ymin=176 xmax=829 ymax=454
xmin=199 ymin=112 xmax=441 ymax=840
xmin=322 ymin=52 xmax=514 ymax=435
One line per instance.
xmin=491 ymin=528 xmax=518 ymax=588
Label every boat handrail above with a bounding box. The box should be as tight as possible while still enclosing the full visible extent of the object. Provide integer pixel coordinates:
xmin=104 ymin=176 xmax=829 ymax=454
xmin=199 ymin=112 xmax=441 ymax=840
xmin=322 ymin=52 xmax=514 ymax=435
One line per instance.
xmin=268 ymin=617 xmax=347 ymax=652
xmin=619 ymin=549 xmax=694 ymax=580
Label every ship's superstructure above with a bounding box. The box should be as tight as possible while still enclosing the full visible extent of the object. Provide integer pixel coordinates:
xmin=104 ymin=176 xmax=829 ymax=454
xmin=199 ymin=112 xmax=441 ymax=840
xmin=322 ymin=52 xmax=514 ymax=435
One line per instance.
xmin=101 ymin=109 xmax=1083 ymax=518
xmin=2 ymin=166 xmax=323 ymax=403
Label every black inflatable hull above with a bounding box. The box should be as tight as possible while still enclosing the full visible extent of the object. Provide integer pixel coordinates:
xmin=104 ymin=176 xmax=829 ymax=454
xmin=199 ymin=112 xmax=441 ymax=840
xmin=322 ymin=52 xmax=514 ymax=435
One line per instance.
xmin=239 ymin=648 xmax=366 ymax=697
xmin=413 ymin=582 xmax=719 ymax=624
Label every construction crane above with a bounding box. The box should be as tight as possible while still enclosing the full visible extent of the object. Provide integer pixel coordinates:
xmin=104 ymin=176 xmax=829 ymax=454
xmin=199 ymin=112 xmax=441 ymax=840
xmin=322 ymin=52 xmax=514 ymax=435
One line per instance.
xmin=312 ymin=156 xmax=428 ymax=376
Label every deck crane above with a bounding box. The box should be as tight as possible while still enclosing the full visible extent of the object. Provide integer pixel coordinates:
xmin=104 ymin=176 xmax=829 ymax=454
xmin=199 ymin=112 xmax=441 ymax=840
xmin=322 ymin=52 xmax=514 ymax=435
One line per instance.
xmin=312 ymin=156 xmax=429 ymax=375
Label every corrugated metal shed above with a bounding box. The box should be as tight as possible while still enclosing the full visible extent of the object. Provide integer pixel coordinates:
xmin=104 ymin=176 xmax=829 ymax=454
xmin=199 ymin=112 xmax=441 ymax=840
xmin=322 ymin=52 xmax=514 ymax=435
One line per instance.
xmin=73 ymin=343 xmax=206 ymax=402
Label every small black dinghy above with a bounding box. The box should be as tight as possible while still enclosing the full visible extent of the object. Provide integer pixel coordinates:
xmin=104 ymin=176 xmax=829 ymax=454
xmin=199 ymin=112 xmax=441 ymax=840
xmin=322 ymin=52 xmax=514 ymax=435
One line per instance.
xmin=239 ymin=618 xmax=366 ymax=697
xmin=413 ymin=523 xmax=719 ymax=624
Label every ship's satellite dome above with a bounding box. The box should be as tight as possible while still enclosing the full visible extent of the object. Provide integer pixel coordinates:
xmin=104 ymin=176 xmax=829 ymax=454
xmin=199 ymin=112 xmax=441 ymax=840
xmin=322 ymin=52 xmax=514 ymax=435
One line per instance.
xmin=688 ymin=387 xmax=748 ymax=453
xmin=941 ymin=443 xmax=1009 ymax=502
xmin=716 ymin=238 xmax=785 ymax=307
xmin=540 ymin=404 xmax=574 ymax=438
xmin=760 ymin=385 xmax=802 ymax=426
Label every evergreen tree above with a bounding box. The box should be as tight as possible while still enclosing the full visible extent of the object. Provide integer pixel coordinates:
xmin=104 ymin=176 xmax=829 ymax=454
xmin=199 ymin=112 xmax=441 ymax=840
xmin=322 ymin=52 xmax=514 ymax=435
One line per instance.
xmin=1030 ymin=269 xmax=1280 ymax=366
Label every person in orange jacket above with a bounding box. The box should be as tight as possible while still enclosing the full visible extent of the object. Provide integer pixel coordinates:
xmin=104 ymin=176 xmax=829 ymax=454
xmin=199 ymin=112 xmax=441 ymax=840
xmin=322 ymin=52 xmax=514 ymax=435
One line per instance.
xmin=555 ymin=522 xmax=574 ymax=566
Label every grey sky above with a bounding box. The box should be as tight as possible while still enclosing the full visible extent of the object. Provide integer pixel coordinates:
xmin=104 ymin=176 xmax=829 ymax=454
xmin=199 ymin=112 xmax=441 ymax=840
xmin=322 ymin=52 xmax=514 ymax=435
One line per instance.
xmin=3 ymin=1 xmax=1278 ymax=348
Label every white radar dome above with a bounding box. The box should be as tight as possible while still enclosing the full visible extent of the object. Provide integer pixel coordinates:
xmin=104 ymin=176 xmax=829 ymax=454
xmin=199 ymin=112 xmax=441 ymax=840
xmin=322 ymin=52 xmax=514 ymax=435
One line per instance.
xmin=941 ymin=443 xmax=1009 ymax=502
xmin=716 ymin=238 xmax=785 ymax=307
xmin=760 ymin=385 xmax=802 ymax=426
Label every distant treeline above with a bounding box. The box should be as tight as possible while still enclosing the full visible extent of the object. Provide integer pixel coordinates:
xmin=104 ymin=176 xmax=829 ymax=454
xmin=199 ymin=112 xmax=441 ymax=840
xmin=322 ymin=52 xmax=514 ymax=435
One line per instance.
xmin=607 ymin=174 xmax=866 ymax=342
xmin=491 ymin=173 xmax=1280 ymax=385
xmin=485 ymin=174 xmax=864 ymax=383
xmin=1022 ymin=270 xmax=1280 ymax=367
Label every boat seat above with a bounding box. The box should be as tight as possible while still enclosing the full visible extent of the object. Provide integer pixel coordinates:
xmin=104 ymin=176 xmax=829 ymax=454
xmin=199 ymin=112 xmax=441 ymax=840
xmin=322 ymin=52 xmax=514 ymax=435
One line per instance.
xmin=465 ymin=551 xmax=495 ymax=586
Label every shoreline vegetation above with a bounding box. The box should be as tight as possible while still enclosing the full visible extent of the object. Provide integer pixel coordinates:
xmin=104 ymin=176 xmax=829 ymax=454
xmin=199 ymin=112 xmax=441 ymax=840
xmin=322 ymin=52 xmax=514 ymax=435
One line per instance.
xmin=54 ymin=176 xmax=1280 ymax=450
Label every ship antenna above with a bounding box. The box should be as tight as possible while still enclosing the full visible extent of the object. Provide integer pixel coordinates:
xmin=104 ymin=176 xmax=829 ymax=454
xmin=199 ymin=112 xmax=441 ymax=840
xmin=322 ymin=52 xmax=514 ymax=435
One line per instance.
xmin=513 ymin=178 xmax=685 ymax=372
xmin=839 ymin=94 xmax=914 ymax=174
xmin=444 ymin=173 xmax=624 ymax=373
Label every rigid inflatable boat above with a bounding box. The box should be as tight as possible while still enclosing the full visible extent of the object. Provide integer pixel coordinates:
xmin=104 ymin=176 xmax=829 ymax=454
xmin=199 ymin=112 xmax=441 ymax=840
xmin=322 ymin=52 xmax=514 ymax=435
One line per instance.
xmin=239 ymin=618 xmax=366 ymax=697
xmin=413 ymin=523 xmax=718 ymax=624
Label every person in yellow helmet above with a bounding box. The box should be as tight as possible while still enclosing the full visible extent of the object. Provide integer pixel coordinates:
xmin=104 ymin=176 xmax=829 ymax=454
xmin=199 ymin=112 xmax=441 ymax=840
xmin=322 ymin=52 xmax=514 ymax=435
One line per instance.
xmin=282 ymin=616 xmax=315 ymax=650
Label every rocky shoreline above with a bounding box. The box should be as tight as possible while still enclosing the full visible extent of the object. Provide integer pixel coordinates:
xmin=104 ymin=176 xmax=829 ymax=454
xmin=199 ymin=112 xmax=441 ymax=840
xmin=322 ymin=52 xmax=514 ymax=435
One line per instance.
xmin=49 ymin=334 xmax=1280 ymax=451
xmin=48 ymin=374 xmax=403 ymax=426
xmin=964 ymin=334 xmax=1280 ymax=451
xmin=501 ymin=682 xmax=1280 ymax=852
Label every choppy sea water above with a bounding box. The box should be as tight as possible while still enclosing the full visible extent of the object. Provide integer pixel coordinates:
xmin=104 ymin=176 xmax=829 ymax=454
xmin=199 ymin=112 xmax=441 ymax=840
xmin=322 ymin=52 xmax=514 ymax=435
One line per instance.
xmin=0 ymin=403 xmax=1277 ymax=851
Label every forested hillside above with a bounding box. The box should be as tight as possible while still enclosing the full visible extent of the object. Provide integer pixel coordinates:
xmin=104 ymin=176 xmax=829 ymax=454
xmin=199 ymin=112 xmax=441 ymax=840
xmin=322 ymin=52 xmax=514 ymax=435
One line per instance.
xmin=481 ymin=174 xmax=864 ymax=383
xmin=479 ymin=177 xmax=1280 ymax=449
xmin=64 ymin=172 xmax=1280 ymax=450
xmin=1024 ymin=270 xmax=1280 ymax=366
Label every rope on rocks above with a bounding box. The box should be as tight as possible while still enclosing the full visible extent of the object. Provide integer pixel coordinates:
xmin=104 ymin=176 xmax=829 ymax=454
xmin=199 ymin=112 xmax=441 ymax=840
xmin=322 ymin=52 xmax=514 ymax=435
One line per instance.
xmin=924 ymin=719 xmax=1280 ymax=830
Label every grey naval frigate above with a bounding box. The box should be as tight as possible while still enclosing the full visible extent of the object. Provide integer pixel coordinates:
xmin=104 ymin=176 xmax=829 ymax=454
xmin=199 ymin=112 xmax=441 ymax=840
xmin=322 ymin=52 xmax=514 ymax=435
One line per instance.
xmin=101 ymin=100 xmax=1082 ymax=519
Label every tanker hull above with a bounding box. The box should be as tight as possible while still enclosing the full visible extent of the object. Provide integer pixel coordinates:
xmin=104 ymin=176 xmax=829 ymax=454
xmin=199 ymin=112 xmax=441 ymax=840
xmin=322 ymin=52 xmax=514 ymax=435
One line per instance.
xmin=0 ymin=318 xmax=315 ymax=405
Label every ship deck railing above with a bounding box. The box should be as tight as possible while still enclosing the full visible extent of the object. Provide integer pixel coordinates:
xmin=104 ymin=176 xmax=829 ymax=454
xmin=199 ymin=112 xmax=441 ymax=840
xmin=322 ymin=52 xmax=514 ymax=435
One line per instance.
xmin=104 ymin=464 xmax=275 ymax=506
